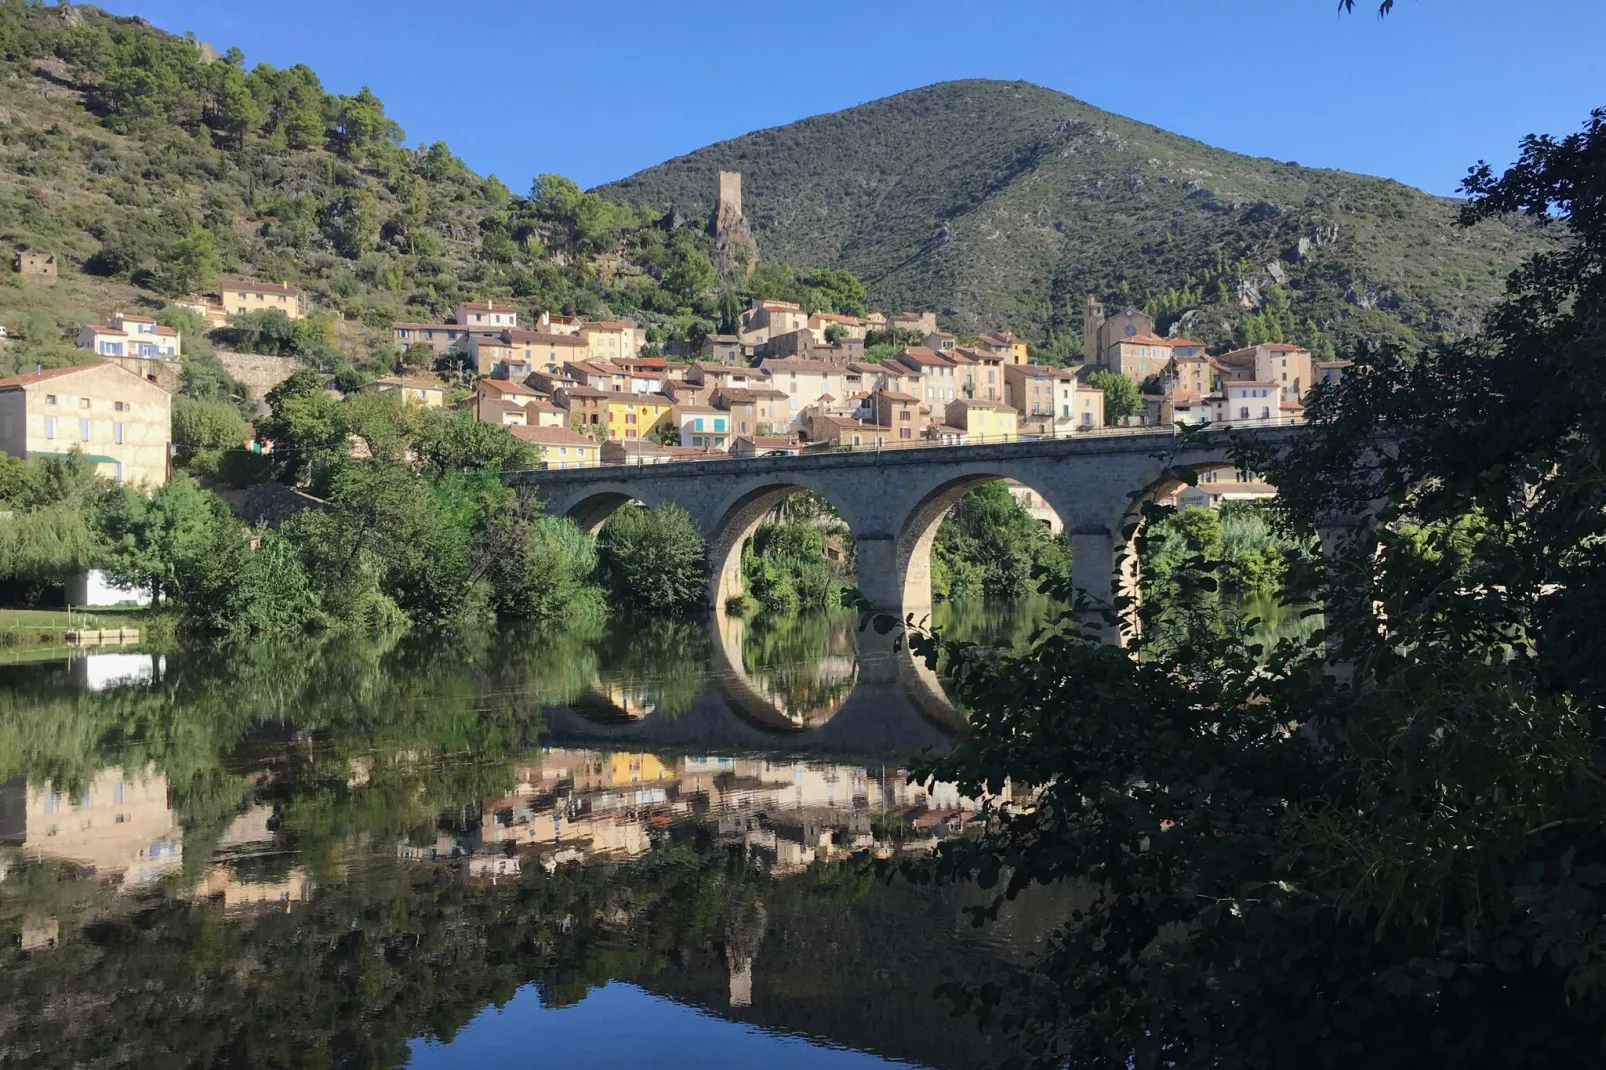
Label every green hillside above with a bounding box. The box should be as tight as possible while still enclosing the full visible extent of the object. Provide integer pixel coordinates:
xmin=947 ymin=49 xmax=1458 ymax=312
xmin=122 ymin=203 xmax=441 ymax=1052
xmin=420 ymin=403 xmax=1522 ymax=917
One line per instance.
xmin=600 ymin=79 xmax=1551 ymax=356
xmin=0 ymin=3 xmax=765 ymax=382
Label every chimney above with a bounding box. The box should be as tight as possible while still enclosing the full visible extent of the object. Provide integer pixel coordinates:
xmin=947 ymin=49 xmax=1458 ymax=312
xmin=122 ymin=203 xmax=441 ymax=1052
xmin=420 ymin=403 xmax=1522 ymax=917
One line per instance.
xmin=36 ymin=362 xmax=42 ymax=375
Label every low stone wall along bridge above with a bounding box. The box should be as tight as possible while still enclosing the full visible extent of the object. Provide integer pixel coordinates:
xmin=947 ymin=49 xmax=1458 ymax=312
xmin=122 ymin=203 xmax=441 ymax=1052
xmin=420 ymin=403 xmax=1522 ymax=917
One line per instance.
xmin=514 ymin=427 xmax=1305 ymax=641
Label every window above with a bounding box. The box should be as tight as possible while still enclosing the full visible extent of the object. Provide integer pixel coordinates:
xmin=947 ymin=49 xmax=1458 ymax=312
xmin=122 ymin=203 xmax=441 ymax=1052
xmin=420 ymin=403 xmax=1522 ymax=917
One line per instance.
xmin=1261 ymin=407 xmax=1271 ymax=419
xmin=114 ymin=423 xmax=124 ymax=445
xmin=43 ymin=416 xmax=56 ymax=440
xmin=45 ymin=394 xmax=57 ymax=405
xmin=713 ymin=418 xmax=726 ymax=432
xmin=900 ymin=410 xmax=910 ymax=421
xmin=900 ymin=427 xmax=911 ymax=439
xmin=79 ymin=418 xmax=90 ymax=441
xmin=114 ymin=401 xmax=125 ymax=412
xmin=694 ymin=418 xmax=704 ymax=432
xmin=1239 ymin=407 xmax=1250 ymax=419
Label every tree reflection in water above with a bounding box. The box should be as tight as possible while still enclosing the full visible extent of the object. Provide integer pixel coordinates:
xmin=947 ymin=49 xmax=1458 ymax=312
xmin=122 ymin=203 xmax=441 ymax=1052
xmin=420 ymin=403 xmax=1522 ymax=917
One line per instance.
xmin=0 ymin=627 xmax=1038 ymax=1070
xmin=739 ymin=608 xmax=861 ymax=727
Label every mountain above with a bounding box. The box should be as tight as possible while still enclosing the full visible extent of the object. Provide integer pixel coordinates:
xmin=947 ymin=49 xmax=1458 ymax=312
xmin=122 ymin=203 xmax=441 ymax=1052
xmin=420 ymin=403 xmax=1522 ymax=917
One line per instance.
xmin=599 ymin=79 xmax=1550 ymax=355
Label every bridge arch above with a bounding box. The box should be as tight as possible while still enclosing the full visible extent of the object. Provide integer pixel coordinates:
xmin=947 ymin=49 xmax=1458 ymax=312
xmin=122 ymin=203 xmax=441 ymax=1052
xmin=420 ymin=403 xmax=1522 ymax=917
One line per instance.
xmin=706 ymin=477 xmax=858 ymax=612
xmin=890 ymin=467 xmax=1079 ymax=620
xmin=541 ymin=481 xmax=666 ymax=534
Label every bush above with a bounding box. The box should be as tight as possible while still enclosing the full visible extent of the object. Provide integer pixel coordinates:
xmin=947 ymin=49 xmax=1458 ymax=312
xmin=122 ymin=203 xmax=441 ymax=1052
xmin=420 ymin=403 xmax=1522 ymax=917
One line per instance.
xmin=596 ymin=503 xmax=706 ymax=615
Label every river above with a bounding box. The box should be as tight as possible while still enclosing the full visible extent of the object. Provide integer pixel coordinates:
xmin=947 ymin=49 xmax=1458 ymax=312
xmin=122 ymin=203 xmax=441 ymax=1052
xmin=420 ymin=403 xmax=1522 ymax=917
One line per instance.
xmin=0 ymin=600 xmax=1081 ymax=1070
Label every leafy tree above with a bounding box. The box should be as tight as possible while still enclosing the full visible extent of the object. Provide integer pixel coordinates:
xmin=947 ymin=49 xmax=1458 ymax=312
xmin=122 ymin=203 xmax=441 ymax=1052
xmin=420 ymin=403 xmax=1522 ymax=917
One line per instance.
xmin=171 ymin=396 xmax=249 ymax=468
xmin=150 ymin=224 xmax=220 ymax=296
xmin=1083 ymin=368 xmax=1139 ymax=423
xmin=906 ymin=109 xmax=1606 ymax=1068
xmin=805 ymin=268 xmax=869 ymax=316
xmin=932 ymin=480 xmax=1067 ymax=600
xmin=662 ymin=235 xmax=716 ymax=304
xmin=92 ymin=475 xmax=230 ymax=602
xmin=481 ymin=504 xmax=604 ymax=622
xmin=596 ymin=504 xmax=707 ymax=615
xmin=257 ymin=369 xmax=348 ymax=487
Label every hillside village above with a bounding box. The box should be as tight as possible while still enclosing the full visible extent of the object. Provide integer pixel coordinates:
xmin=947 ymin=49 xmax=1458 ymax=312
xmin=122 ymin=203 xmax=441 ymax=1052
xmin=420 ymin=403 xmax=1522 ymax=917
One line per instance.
xmin=5 ymin=172 xmax=1344 ymax=490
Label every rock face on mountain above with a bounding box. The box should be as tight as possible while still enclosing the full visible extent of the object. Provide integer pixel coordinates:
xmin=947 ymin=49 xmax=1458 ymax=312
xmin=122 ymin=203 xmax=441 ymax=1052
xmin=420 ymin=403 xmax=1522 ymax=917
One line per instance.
xmin=600 ymin=80 xmax=1549 ymax=350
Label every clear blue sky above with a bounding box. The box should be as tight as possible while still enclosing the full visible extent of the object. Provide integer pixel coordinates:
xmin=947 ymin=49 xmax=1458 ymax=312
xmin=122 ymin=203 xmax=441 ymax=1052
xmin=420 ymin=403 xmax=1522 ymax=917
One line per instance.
xmin=98 ymin=0 xmax=1603 ymax=197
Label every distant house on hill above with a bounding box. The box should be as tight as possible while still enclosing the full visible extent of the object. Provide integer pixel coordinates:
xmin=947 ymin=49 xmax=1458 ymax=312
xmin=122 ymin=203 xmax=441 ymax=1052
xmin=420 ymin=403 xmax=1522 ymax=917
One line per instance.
xmin=218 ymin=277 xmax=307 ymax=320
xmin=13 ymin=251 xmax=57 ymax=284
xmin=77 ymin=312 xmax=181 ymax=359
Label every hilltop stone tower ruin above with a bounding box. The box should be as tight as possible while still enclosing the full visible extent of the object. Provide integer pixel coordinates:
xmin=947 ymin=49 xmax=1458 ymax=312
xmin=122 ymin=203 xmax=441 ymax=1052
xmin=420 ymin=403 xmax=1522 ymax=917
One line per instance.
xmin=711 ymin=170 xmax=759 ymax=278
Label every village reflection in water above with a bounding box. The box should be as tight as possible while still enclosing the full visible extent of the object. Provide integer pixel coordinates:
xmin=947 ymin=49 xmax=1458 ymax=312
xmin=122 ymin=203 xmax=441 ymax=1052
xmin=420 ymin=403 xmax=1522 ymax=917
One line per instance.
xmin=0 ymin=612 xmax=1051 ymax=1069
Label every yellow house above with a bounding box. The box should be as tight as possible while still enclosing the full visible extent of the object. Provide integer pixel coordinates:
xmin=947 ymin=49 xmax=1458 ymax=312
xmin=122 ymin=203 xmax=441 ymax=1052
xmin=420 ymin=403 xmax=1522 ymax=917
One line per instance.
xmin=603 ymin=390 xmax=671 ymax=441
xmin=370 ymin=376 xmax=445 ymax=407
xmin=217 ymin=276 xmax=307 ymax=319
xmin=945 ymin=398 xmax=1018 ymax=443
xmin=0 ymin=362 xmax=171 ymax=485
xmin=511 ymin=424 xmax=599 ymax=469
xmin=581 ymin=320 xmax=640 ymax=362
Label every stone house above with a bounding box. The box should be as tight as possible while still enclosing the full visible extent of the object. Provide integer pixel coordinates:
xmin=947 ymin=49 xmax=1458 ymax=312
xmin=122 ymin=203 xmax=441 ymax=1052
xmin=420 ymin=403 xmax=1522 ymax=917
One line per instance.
xmin=888 ymin=311 xmax=937 ymax=335
xmin=741 ymin=300 xmax=807 ymax=346
xmin=713 ymin=386 xmax=788 ymax=438
xmin=1107 ymin=334 xmax=1175 ymax=383
xmin=807 ymin=312 xmax=868 ymax=343
xmin=870 ymin=390 xmax=921 ymax=443
xmin=601 ymin=439 xmax=674 ymax=465
xmin=0 ymin=362 xmax=171 ymax=486
xmin=923 ymin=330 xmax=957 ymax=353
xmin=391 ymin=322 xmax=468 ymax=359
xmin=460 ymin=332 xmax=520 ymax=377
xmin=13 ymin=251 xmax=57 ymax=283
xmin=808 ymin=414 xmax=892 ymax=449
xmin=218 ymin=277 xmax=307 ymax=319
xmin=1216 ymin=343 xmax=1313 ymax=403
xmin=580 ymin=320 xmax=640 ymax=362
xmin=889 ymin=346 xmax=961 ymax=417
xmin=754 ymin=328 xmax=815 ymax=361
xmin=555 ymin=385 xmax=609 ymax=432
xmin=954 ymin=346 xmax=1007 ymax=402
xmin=455 ymin=300 xmax=518 ymax=330
xmin=760 ymin=356 xmax=848 ymax=430
xmin=697 ymin=334 xmax=744 ymax=366
xmin=730 ymin=435 xmax=801 ymax=458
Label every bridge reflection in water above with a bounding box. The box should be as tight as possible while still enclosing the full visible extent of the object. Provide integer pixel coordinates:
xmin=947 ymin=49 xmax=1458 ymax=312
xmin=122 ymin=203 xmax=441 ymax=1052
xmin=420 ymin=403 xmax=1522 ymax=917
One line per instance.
xmin=545 ymin=611 xmax=965 ymax=757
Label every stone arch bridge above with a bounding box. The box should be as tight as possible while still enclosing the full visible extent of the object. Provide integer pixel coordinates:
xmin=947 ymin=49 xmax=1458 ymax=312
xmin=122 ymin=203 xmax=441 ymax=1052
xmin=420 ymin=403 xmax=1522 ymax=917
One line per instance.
xmin=514 ymin=428 xmax=1304 ymax=641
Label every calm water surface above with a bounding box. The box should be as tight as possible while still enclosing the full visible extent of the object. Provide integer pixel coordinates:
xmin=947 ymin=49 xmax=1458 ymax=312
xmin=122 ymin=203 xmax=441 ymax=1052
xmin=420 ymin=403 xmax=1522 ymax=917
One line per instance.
xmin=0 ymin=601 xmax=1069 ymax=1069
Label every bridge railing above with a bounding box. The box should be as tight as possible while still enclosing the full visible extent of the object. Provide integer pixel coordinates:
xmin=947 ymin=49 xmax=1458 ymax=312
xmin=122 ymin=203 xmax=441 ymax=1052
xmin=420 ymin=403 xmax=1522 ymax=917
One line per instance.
xmin=520 ymin=415 xmax=1304 ymax=473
